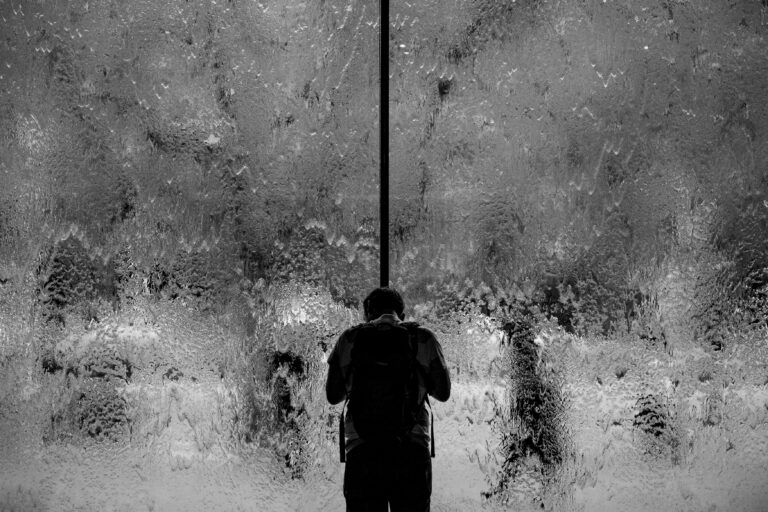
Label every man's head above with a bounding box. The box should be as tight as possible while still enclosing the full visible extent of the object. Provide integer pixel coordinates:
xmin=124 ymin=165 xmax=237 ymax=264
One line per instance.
xmin=363 ymin=287 xmax=405 ymax=322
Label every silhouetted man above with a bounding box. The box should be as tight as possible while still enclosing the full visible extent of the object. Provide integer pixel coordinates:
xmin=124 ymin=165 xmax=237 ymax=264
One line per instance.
xmin=326 ymin=287 xmax=451 ymax=512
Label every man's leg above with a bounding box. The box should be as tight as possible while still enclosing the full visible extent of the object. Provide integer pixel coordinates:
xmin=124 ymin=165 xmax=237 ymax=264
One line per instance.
xmin=389 ymin=441 xmax=432 ymax=512
xmin=343 ymin=444 xmax=389 ymax=512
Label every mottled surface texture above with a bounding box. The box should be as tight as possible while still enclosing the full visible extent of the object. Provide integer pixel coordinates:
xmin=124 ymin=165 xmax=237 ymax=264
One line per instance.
xmin=1 ymin=0 xmax=768 ymax=510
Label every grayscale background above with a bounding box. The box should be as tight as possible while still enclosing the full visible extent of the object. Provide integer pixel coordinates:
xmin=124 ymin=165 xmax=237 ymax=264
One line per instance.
xmin=1 ymin=1 xmax=767 ymax=510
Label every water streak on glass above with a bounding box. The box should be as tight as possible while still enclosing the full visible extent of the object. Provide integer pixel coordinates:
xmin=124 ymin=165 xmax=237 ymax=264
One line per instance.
xmin=1 ymin=1 xmax=768 ymax=511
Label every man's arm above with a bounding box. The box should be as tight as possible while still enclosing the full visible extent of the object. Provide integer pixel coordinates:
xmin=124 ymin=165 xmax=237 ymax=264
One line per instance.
xmin=428 ymin=333 xmax=451 ymax=402
xmin=325 ymin=336 xmax=347 ymax=405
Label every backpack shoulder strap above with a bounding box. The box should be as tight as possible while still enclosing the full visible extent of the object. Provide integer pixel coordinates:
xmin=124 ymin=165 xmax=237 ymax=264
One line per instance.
xmin=426 ymin=396 xmax=435 ymax=458
xmin=338 ymin=324 xmax=371 ymax=463
xmin=339 ymin=398 xmax=347 ymax=463
xmin=402 ymin=322 xmax=436 ymax=458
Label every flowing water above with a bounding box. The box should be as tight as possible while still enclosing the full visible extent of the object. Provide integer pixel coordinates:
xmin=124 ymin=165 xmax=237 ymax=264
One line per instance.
xmin=2 ymin=1 xmax=768 ymax=510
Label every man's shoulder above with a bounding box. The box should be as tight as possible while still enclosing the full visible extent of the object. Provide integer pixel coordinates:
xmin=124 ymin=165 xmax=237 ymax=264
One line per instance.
xmin=400 ymin=321 xmax=438 ymax=342
xmin=329 ymin=323 xmax=368 ymax=364
xmin=340 ymin=321 xmax=437 ymax=341
xmin=339 ymin=322 xmax=373 ymax=339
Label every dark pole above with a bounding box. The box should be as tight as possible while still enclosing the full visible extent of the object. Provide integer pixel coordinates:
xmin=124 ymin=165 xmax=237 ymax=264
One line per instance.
xmin=379 ymin=0 xmax=389 ymax=288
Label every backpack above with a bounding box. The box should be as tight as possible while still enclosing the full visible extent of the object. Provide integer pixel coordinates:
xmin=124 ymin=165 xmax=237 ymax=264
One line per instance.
xmin=339 ymin=322 xmax=434 ymax=460
xmin=339 ymin=322 xmax=435 ymax=462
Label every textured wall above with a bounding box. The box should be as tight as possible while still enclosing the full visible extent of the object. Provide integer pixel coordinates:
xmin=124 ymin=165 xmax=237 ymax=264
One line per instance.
xmin=1 ymin=1 xmax=768 ymax=511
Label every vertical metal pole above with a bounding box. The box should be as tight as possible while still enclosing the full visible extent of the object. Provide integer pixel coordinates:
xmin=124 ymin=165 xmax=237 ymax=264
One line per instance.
xmin=380 ymin=0 xmax=389 ymax=288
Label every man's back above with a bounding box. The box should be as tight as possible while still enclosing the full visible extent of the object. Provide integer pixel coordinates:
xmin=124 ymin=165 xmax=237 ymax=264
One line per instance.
xmin=326 ymin=289 xmax=451 ymax=512
xmin=346 ymin=322 xmax=420 ymax=442
xmin=326 ymin=314 xmax=451 ymax=453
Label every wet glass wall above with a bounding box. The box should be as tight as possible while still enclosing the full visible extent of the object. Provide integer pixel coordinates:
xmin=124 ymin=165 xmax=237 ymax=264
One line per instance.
xmin=1 ymin=1 xmax=768 ymax=511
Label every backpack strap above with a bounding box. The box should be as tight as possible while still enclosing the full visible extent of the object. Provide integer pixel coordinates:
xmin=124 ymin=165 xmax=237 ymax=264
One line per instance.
xmin=426 ymin=396 xmax=435 ymax=458
xmin=339 ymin=398 xmax=348 ymax=463
xmin=339 ymin=323 xmax=370 ymax=461
xmin=405 ymin=324 xmax=436 ymax=458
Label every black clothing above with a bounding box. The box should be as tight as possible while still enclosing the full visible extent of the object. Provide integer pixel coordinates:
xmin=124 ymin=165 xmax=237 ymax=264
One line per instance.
xmin=326 ymin=314 xmax=451 ymax=511
xmin=343 ymin=439 xmax=431 ymax=512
